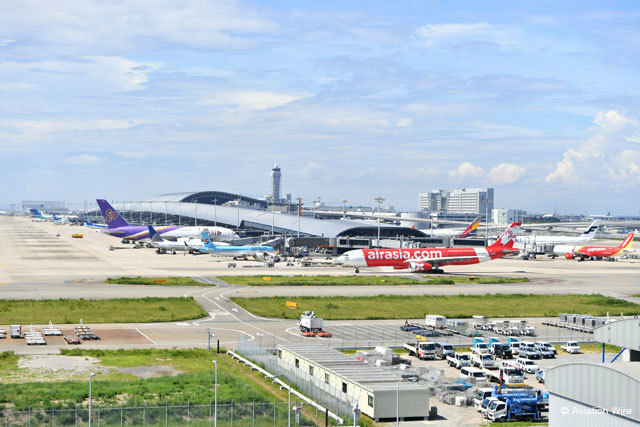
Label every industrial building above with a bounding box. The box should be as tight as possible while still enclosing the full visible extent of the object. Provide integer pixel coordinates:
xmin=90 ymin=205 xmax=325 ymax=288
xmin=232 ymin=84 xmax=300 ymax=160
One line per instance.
xmin=546 ymin=318 xmax=640 ymax=426
xmin=276 ymin=344 xmax=429 ymax=422
xmin=20 ymin=200 xmax=67 ymax=213
xmin=418 ymin=188 xmax=495 ymax=221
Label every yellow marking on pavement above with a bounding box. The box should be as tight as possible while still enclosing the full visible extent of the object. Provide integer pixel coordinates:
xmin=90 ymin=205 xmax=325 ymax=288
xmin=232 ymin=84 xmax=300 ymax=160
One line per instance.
xmin=237 ymin=290 xmax=257 ymax=293
xmin=0 ymin=282 xmax=8 ymax=285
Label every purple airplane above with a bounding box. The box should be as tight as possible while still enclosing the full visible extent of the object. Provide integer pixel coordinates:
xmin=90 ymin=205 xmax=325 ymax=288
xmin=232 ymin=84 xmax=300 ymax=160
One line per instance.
xmin=96 ymin=199 xmax=237 ymax=242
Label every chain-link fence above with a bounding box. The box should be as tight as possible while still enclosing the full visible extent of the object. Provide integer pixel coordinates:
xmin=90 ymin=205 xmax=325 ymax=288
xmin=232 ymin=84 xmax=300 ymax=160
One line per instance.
xmin=1 ymin=401 xmax=326 ymax=426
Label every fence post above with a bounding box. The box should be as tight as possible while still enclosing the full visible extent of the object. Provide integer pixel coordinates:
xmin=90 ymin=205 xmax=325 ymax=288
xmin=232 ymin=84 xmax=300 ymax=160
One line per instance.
xmin=252 ymin=400 xmax=255 ymax=427
xmin=273 ymin=400 xmax=276 ymax=427
xmin=98 ymin=406 xmax=100 ymax=427
xmin=143 ymin=403 xmax=146 ymax=427
xmin=325 ymin=408 xmax=328 ymax=427
xmin=188 ymin=401 xmax=190 ymax=427
xmin=75 ymin=406 xmax=78 ymax=427
xmin=209 ymin=400 xmax=212 ymax=427
xmin=28 ymin=407 xmax=31 ymax=427
xmin=165 ymin=401 xmax=168 ymax=427
xmin=51 ymin=405 xmax=54 ymax=427
xmin=120 ymin=404 xmax=123 ymax=427
xmin=231 ymin=401 xmax=234 ymax=427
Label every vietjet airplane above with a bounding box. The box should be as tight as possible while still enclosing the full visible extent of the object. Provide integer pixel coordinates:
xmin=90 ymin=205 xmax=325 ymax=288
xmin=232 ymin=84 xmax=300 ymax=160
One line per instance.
xmin=555 ymin=232 xmax=634 ymax=261
xmin=336 ymin=222 xmax=521 ymax=273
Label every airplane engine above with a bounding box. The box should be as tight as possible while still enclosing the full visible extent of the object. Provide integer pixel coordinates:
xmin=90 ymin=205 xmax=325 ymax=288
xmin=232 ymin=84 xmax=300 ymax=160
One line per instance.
xmin=565 ymin=253 xmax=575 ymax=260
xmin=409 ymin=262 xmax=432 ymax=272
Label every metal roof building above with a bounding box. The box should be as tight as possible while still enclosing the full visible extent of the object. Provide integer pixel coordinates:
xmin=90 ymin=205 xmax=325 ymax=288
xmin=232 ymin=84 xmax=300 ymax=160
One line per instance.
xmin=112 ymin=191 xmax=426 ymax=239
xmin=546 ymin=319 xmax=640 ymax=426
xmin=277 ymin=344 xmax=429 ymax=422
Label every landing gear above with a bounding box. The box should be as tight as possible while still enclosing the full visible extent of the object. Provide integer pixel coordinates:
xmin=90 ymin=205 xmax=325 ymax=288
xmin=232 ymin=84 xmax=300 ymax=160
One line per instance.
xmin=431 ymin=268 xmax=444 ymax=274
xmin=355 ymin=268 xmax=360 ymax=274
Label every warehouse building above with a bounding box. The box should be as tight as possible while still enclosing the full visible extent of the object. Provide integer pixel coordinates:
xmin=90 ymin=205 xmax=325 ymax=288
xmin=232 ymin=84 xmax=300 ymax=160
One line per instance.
xmin=276 ymin=344 xmax=429 ymax=422
xmin=546 ymin=318 xmax=640 ymax=426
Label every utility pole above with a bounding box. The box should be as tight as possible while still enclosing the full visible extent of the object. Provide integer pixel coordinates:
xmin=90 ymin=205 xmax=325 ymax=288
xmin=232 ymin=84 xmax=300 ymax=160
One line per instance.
xmin=375 ymin=196 xmax=385 ymax=245
xmin=213 ymin=198 xmax=217 ymax=226
xmin=485 ymin=197 xmax=493 ymax=245
xmin=237 ymin=197 xmax=241 ymax=229
xmin=195 ymin=198 xmax=198 ymax=227
xmin=342 ymin=199 xmax=348 ymax=220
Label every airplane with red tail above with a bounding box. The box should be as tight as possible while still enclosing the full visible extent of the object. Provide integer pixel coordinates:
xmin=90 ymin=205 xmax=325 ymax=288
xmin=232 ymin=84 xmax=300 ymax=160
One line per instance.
xmin=557 ymin=231 xmax=634 ymax=261
xmin=336 ymin=222 xmax=521 ymax=273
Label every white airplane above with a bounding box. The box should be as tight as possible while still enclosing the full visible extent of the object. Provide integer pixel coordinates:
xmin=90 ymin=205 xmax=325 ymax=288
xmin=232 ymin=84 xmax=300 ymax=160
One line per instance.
xmin=514 ymin=219 xmax=601 ymax=248
xmin=148 ymin=226 xmax=201 ymax=254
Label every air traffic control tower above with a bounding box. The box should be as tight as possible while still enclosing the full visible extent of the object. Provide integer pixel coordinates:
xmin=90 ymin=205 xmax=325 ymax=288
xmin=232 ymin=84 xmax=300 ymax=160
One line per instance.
xmin=271 ymin=164 xmax=281 ymax=204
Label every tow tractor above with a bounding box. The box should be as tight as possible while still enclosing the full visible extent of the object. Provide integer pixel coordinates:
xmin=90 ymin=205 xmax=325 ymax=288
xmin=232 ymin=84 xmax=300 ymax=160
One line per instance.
xmin=299 ymin=311 xmax=332 ymax=338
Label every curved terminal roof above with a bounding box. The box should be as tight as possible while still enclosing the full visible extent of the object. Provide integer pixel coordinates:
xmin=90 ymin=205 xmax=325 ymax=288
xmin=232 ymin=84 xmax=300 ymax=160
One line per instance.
xmin=113 ymin=200 xmax=425 ymax=238
xmin=150 ymin=191 xmax=267 ymax=208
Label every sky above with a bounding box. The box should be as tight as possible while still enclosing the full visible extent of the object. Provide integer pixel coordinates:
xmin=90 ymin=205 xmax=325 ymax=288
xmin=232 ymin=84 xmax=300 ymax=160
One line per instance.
xmin=1 ymin=1 xmax=640 ymax=214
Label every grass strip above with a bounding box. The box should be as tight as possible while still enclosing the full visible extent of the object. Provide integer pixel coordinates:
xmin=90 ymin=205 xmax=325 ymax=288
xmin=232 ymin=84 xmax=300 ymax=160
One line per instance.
xmin=0 ymin=297 xmax=207 ymax=323
xmin=230 ymin=294 xmax=640 ymax=320
xmin=218 ymin=275 xmax=528 ymax=286
xmin=105 ymin=276 xmax=204 ymax=286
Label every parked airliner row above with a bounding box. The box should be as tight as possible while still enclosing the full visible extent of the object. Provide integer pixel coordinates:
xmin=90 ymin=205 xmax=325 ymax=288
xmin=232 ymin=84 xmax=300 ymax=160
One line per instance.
xmin=336 ymin=222 xmax=521 ymax=273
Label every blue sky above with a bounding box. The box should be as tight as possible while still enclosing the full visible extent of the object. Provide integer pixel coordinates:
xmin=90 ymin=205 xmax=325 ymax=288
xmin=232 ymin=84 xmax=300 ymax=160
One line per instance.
xmin=1 ymin=1 xmax=640 ymax=214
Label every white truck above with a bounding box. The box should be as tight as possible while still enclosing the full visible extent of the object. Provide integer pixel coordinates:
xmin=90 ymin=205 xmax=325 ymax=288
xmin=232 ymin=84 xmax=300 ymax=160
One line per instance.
xmin=404 ymin=340 xmax=436 ymax=360
xmin=471 ymin=353 xmax=495 ymax=369
xmin=561 ymin=341 xmax=581 ymax=354
xmin=483 ymin=364 xmax=525 ymax=384
xmin=425 ymin=315 xmax=446 ymax=328
xmin=446 ymin=353 xmax=471 ymax=369
xmin=299 ymin=311 xmax=323 ymax=333
xmin=472 ymin=338 xmax=491 ymax=355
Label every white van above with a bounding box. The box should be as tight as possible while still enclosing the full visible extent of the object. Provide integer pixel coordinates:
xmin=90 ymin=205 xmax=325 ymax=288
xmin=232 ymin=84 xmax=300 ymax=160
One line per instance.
xmin=460 ymin=367 xmax=488 ymax=383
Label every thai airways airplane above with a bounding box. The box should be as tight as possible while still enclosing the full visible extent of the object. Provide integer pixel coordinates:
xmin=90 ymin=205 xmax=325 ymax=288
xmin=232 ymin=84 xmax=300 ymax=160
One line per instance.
xmin=96 ymin=199 xmax=239 ymax=242
xmin=555 ymin=232 xmax=634 ymax=260
xmin=336 ymin=222 xmax=521 ymax=273
xmin=198 ymin=231 xmax=276 ymax=259
xmin=148 ymin=226 xmax=202 ymax=254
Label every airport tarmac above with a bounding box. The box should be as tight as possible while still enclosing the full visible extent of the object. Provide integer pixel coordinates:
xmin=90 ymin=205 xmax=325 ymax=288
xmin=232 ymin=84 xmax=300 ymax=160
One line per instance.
xmin=1 ymin=216 xmax=639 ymax=354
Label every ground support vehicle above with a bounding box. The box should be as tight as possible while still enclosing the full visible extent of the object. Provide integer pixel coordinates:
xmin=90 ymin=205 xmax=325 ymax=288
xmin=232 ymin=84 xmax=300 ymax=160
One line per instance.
xmin=404 ymin=340 xmax=436 ymax=360
xmin=486 ymin=385 xmax=544 ymax=422
xmin=446 ymin=353 xmax=471 ymax=369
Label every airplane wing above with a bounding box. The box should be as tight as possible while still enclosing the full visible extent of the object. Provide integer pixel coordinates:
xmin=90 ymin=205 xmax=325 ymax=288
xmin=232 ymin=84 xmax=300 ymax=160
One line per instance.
xmin=405 ymin=256 xmax=478 ymax=264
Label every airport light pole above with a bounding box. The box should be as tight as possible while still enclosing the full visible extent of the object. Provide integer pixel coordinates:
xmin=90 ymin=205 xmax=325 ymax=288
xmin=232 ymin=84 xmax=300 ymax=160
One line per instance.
xmin=212 ymin=360 xmax=218 ymax=427
xmin=342 ymin=199 xmax=347 ymax=220
xmin=271 ymin=375 xmax=291 ymax=427
xmin=89 ymin=372 xmax=96 ymax=426
xmin=375 ymin=196 xmax=385 ymax=245
xmin=236 ymin=197 xmax=241 ymax=229
xmin=296 ymin=197 xmax=303 ymax=238
xmin=213 ymin=198 xmax=217 ymax=227
xmin=485 ymin=198 xmax=493 ymax=245
xmin=165 ymin=201 xmax=167 ymax=225
xmin=195 ymin=198 xmax=198 ymax=227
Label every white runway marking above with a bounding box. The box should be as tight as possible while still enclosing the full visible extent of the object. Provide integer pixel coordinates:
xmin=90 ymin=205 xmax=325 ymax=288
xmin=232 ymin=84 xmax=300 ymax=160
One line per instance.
xmin=136 ymin=328 xmax=157 ymax=345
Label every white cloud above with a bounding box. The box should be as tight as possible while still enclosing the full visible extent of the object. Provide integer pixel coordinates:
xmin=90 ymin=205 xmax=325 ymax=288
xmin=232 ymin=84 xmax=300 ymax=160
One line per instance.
xmin=65 ymin=154 xmax=98 ymax=165
xmin=115 ymin=151 xmax=148 ymax=159
xmin=449 ymin=161 xmax=484 ymax=178
xmin=396 ymin=118 xmax=412 ymax=127
xmin=490 ymin=163 xmax=525 ymax=184
xmin=0 ymin=82 xmax=34 ymax=91
xmin=0 ymin=39 xmax=14 ymax=46
xmin=199 ymin=90 xmax=311 ymax=111
xmin=414 ymin=22 xmax=514 ymax=48
xmin=546 ymin=110 xmax=640 ymax=184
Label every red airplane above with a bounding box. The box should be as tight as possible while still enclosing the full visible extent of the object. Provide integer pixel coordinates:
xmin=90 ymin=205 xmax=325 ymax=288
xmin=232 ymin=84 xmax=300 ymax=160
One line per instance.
xmin=336 ymin=222 xmax=521 ymax=273
xmin=561 ymin=232 xmax=634 ymax=261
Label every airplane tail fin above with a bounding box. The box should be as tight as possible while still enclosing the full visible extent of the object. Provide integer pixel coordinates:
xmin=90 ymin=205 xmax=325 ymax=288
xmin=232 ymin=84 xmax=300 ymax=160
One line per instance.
xmin=619 ymin=232 xmax=634 ymax=251
xmin=201 ymin=230 xmax=215 ymax=249
xmin=488 ymin=222 xmax=522 ymax=249
xmin=458 ymin=216 xmax=481 ymax=238
xmin=579 ymin=219 xmax=601 ymax=241
xmin=29 ymin=208 xmax=44 ymax=218
xmin=148 ymin=226 xmax=163 ymax=242
xmin=96 ymin=199 xmax=129 ymax=229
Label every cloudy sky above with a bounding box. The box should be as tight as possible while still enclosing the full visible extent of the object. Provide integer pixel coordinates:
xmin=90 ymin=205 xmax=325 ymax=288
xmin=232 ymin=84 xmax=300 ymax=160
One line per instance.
xmin=1 ymin=1 xmax=640 ymax=214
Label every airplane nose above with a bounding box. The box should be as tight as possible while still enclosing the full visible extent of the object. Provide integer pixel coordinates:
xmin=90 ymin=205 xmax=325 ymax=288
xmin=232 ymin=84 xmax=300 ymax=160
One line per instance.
xmin=334 ymin=256 xmax=344 ymax=265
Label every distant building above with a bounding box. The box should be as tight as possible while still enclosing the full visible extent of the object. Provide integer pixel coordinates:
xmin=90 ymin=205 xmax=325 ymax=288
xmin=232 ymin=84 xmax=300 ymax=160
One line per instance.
xmin=492 ymin=208 xmax=526 ymax=224
xmin=418 ymin=190 xmax=449 ymax=212
xmin=446 ymin=188 xmax=494 ymax=215
xmin=270 ymin=164 xmax=282 ymax=204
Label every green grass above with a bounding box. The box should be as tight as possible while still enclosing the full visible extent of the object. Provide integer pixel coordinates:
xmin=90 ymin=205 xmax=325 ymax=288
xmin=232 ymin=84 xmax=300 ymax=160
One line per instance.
xmin=0 ymin=352 xmax=19 ymax=371
xmin=105 ymin=276 xmax=204 ymax=286
xmin=218 ymin=275 xmax=528 ymax=286
xmin=230 ymin=294 xmax=640 ymax=320
xmin=553 ymin=343 xmax=623 ymax=354
xmin=0 ymin=349 xmax=299 ymax=411
xmin=0 ymin=298 xmax=207 ymax=323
